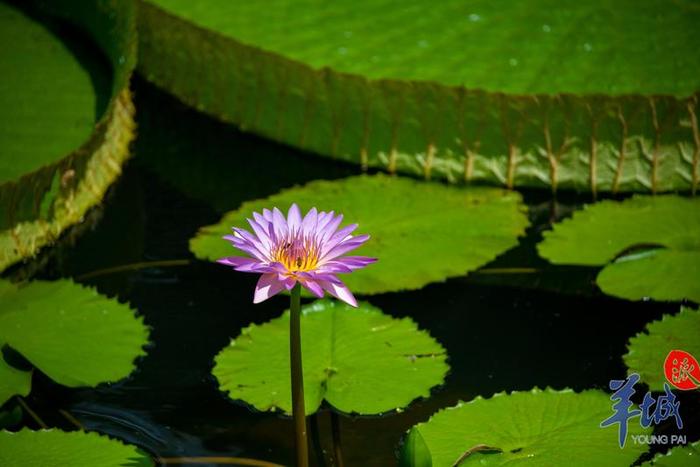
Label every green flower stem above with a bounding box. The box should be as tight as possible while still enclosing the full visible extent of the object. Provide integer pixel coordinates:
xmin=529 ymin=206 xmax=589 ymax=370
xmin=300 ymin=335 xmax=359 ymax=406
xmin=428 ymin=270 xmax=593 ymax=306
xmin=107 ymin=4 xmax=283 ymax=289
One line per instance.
xmin=289 ymin=283 xmax=309 ymax=467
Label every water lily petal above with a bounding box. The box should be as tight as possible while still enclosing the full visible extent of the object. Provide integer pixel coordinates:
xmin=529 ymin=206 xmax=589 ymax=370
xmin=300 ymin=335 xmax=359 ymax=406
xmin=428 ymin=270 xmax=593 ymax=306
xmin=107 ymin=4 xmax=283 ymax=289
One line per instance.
xmin=317 ymin=262 xmax=354 ymax=273
xmin=318 ymin=278 xmax=357 ymax=307
xmin=252 ymin=211 xmax=270 ymax=230
xmin=272 ymin=207 xmax=289 ymax=238
xmin=320 ymin=224 xmax=358 ymax=255
xmin=233 ymin=227 xmax=269 ymax=253
xmin=247 ymin=218 xmax=272 ymax=249
xmin=319 ymin=256 xmax=376 ymax=273
xmin=335 ymin=256 xmax=377 ymax=267
xmin=287 ymin=203 xmax=302 ymax=233
xmin=224 ymin=232 xmax=271 ymax=262
xmin=262 ymin=208 xmax=274 ymax=222
xmin=320 ymin=235 xmax=370 ymax=262
xmin=217 ymin=256 xmax=264 ymax=272
xmin=223 ymin=235 xmax=269 ymax=262
xmin=298 ymin=275 xmax=325 ymax=298
xmin=253 ymin=273 xmax=286 ymax=303
xmin=301 ymin=207 xmax=318 ymax=237
xmin=280 ymin=274 xmax=297 ymax=290
xmin=318 ymin=213 xmax=343 ymax=242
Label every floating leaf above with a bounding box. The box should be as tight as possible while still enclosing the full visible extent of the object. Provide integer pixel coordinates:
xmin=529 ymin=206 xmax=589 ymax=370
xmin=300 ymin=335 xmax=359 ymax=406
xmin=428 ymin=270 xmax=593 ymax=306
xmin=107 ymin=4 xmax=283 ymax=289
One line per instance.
xmin=0 ymin=359 xmax=30 ymax=407
xmin=139 ymin=0 xmax=699 ymax=192
xmin=624 ymin=307 xmax=700 ymax=392
xmin=0 ymin=406 xmax=22 ymax=430
xmin=191 ymin=174 xmax=528 ymax=294
xmin=0 ymin=429 xmax=153 ymax=466
xmin=0 ymin=0 xmax=136 ymax=271
xmin=641 ymin=441 xmax=700 ymax=467
xmin=401 ymin=389 xmax=650 ymax=467
xmin=0 ymin=280 xmax=149 ymax=404
xmin=214 ymin=299 xmax=448 ymax=415
xmin=537 ymin=195 xmax=700 ymax=302
xmin=596 ymin=250 xmax=700 ymax=303
xmin=399 ymin=427 xmax=432 ymax=467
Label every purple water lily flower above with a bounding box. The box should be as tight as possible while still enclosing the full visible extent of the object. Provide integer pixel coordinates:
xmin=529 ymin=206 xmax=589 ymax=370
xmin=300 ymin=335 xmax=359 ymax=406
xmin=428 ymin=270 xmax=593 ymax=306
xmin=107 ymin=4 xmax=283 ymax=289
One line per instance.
xmin=218 ymin=204 xmax=376 ymax=306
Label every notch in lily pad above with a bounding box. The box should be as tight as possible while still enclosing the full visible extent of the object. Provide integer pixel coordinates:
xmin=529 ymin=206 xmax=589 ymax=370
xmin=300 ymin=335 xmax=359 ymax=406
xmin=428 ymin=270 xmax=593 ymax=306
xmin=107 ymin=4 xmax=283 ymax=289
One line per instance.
xmin=399 ymin=388 xmax=650 ymax=466
xmin=537 ymin=195 xmax=700 ymax=303
xmin=213 ymin=299 xmax=449 ymax=415
xmin=0 ymin=279 xmax=150 ymax=406
xmin=191 ymin=174 xmax=529 ymax=294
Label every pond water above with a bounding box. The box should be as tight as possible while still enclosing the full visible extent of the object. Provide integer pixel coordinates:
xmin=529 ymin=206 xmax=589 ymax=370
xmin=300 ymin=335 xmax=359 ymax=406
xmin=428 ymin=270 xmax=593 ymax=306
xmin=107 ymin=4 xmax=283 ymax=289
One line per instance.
xmin=16 ymin=78 xmax=699 ymax=466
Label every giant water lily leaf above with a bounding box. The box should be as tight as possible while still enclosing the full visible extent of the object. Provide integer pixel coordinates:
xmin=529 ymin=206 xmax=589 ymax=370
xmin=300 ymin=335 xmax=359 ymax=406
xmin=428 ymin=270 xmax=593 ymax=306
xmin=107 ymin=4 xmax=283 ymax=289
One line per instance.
xmin=0 ymin=429 xmax=153 ymax=466
xmin=624 ymin=307 xmax=700 ymax=392
xmin=0 ymin=280 xmax=149 ymax=404
xmin=537 ymin=195 xmax=700 ymax=302
xmin=0 ymin=359 xmax=31 ymax=407
xmin=0 ymin=0 xmax=136 ymax=272
xmin=401 ymin=389 xmax=650 ymax=467
xmin=214 ymin=299 xmax=448 ymax=415
xmin=641 ymin=441 xmax=700 ymax=467
xmin=0 ymin=2 xmax=107 ymax=184
xmin=190 ymin=174 xmax=528 ymax=294
xmin=139 ymin=0 xmax=699 ymax=193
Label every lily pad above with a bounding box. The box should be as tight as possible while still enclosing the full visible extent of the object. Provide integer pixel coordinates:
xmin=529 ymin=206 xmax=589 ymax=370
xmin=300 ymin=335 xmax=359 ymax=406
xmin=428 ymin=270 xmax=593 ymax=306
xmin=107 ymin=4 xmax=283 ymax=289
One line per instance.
xmin=0 ymin=0 xmax=136 ymax=271
xmin=213 ymin=299 xmax=448 ymax=415
xmin=139 ymin=0 xmax=699 ymax=192
xmin=0 ymin=359 xmax=31 ymax=408
xmin=641 ymin=441 xmax=700 ymax=467
xmin=624 ymin=307 xmax=700 ymax=392
xmin=0 ymin=429 xmax=153 ymax=466
xmin=190 ymin=174 xmax=528 ymax=294
xmin=401 ymin=388 xmax=650 ymax=467
xmin=0 ymin=280 xmax=149 ymax=404
xmin=0 ymin=406 xmax=22 ymax=430
xmin=537 ymin=195 xmax=700 ymax=302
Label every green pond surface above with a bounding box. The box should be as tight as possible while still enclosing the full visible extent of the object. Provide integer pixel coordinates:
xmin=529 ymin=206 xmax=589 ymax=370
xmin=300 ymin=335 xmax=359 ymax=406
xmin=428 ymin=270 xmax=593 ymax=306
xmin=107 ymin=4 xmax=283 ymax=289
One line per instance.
xmin=12 ymin=78 xmax=699 ymax=466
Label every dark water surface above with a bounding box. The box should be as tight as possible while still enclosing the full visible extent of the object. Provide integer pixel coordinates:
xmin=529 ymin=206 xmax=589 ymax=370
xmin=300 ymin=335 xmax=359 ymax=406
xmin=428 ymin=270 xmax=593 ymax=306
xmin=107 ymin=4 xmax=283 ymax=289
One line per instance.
xmin=20 ymin=78 xmax=699 ymax=466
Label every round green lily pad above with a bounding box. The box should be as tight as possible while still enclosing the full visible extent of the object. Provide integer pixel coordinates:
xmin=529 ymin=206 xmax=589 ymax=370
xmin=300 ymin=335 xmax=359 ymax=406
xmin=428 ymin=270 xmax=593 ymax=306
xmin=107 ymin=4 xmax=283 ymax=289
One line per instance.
xmin=597 ymin=250 xmax=700 ymax=303
xmin=0 ymin=429 xmax=153 ymax=466
xmin=214 ymin=299 xmax=448 ymax=415
xmin=0 ymin=280 xmax=149 ymax=404
xmin=641 ymin=441 xmax=700 ymax=467
xmin=0 ymin=0 xmax=136 ymax=272
xmin=401 ymin=388 xmax=650 ymax=467
xmin=624 ymin=307 xmax=700 ymax=392
xmin=190 ymin=174 xmax=528 ymax=294
xmin=538 ymin=195 xmax=700 ymax=302
xmin=138 ymin=0 xmax=699 ymax=192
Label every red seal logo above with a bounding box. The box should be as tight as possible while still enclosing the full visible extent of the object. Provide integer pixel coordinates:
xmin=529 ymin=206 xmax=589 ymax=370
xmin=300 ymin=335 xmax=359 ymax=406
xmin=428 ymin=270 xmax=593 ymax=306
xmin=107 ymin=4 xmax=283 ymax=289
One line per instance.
xmin=664 ymin=350 xmax=700 ymax=390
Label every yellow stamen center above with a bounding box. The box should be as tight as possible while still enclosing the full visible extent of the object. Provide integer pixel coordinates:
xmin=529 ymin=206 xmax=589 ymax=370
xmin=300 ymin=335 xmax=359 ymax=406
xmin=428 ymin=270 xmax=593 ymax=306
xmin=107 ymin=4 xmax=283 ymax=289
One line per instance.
xmin=273 ymin=237 xmax=320 ymax=272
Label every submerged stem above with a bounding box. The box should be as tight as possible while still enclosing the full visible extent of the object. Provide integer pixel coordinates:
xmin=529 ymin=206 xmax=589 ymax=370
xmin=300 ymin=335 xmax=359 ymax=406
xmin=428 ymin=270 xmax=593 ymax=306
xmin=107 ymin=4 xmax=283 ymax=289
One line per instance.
xmin=158 ymin=457 xmax=284 ymax=466
xmin=309 ymin=413 xmax=327 ymax=467
xmin=331 ymin=411 xmax=345 ymax=467
xmin=15 ymin=396 xmax=47 ymax=429
xmin=76 ymin=259 xmax=190 ymax=280
xmin=290 ymin=283 xmax=309 ymax=467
